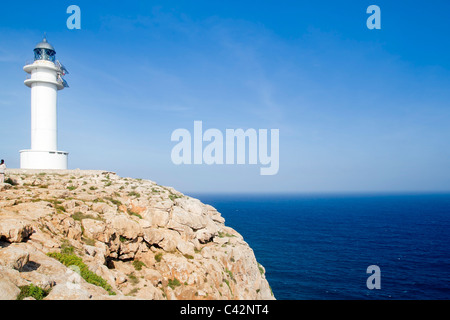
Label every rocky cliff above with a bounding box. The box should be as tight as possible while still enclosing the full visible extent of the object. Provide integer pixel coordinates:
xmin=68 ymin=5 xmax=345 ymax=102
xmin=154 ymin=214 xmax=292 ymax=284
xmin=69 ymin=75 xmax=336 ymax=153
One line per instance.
xmin=0 ymin=169 xmax=274 ymax=300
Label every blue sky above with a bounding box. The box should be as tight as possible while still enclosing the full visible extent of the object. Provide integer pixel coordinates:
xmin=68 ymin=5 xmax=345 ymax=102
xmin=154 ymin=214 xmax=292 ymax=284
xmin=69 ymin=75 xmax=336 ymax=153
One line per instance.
xmin=1 ymin=1 xmax=450 ymax=193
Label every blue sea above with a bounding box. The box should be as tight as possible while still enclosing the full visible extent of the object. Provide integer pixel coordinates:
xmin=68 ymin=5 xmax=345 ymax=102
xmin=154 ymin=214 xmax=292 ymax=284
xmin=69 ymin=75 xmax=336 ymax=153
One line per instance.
xmin=192 ymin=193 xmax=450 ymax=300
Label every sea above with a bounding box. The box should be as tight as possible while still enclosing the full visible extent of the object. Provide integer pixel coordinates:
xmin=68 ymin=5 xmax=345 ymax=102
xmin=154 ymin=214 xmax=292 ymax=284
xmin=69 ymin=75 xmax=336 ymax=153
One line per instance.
xmin=191 ymin=193 xmax=450 ymax=300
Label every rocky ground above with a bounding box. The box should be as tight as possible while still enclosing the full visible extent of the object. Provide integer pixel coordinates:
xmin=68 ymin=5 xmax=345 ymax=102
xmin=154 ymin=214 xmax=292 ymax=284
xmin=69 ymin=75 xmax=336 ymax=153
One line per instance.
xmin=0 ymin=169 xmax=274 ymax=300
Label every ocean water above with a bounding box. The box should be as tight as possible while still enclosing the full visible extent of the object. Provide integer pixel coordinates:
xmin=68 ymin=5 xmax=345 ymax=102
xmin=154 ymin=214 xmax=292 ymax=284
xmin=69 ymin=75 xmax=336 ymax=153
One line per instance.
xmin=192 ymin=193 xmax=450 ymax=300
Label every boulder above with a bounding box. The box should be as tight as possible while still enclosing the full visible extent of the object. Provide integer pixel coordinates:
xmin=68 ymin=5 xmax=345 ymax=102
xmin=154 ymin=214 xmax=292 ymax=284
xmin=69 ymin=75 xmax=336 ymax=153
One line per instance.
xmin=144 ymin=208 xmax=170 ymax=227
xmin=0 ymin=219 xmax=33 ymax=243
xmin=92 ymin=202 xmax=114 ymax=214
xmin=169 ymin=206 xmax=206 ymax=231
xmin=0 ymin=183 xmax=12 ymax=192
xmin=195 ymin=220 xmax=219 ymax=244
xmin=0 ymin=246 xmax=30 ymax=271
xmin=44 ymin=283 xmax=92 ymax=300
xmin=143 ymin=269 xmax=163 ymax=286
xmin=174 ymin=197 xmax=204 ymax=216
xmin=110 ymin=216 xmax=142 ymax=240
xmin=143 ymin=228 xmax=178 ymax=252
xmin=0 ymin=276 xmax=20 ymax=300
xmin=176 ymin=241 xmax=195 ymax=257
xmin=82 ymin=219 xmax=110 ymax=243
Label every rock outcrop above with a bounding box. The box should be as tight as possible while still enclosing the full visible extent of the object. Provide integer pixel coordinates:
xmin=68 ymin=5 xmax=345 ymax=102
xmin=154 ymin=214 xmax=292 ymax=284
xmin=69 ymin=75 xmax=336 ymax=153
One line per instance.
xmin=0 ymin=169 xmax=274 ymax=300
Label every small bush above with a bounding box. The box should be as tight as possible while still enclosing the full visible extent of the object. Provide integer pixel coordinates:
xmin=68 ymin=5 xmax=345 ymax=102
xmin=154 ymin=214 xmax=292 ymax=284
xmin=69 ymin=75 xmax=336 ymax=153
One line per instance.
xmin=258 ymin=263 xmax=265 ymax=275
xmin=60 ymin=240 xmax=75 ymax=255
xmin=132 ymin=260 xmax=146 ymax=271
xmin=71 ymin=212 xmax=104 ymax=222
xmin=155 ymin=252 xmax=163 ymax=262
xmin=82 ymin=237 xmax=95 ymax=246
xmin=55 ymin=204 xmax=66 ymax=213
xmin=17 ymin=284 xmax=50 ymax=300
xmin=128 ymin=273 xmax=139 ymax=285
xmin=127 ymin=191 xmax=140 ymax=198
xmin=47 ymin=252 xmax=115 ymax=295
xmin=169 ymin=194 xmax=181 ymax=201
xmin=127 ymin=208 xmax=142 ymax=219
xmin=105 ymin=197 xmax=122 ymax=207
xmin=223 ymin=279 xmax=232 ymax=294
xmin=225 ymin=268 xmax=235 ymax=281
xmin=168 ymin=278 xmax=181 ymax=289
xmin=218 ymin=231 xmax=236 ymax=238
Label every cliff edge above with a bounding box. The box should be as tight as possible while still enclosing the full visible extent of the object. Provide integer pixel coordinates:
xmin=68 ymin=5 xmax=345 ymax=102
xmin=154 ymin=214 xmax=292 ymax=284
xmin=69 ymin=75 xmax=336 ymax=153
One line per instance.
xmin=0 ymin=169 xmax=274 ymax=300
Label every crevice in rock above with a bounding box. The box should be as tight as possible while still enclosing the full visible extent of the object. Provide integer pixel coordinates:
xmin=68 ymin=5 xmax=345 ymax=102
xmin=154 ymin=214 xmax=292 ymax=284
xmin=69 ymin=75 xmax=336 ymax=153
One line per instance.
xmin=22 ymin=260 xmax=41 ymax=272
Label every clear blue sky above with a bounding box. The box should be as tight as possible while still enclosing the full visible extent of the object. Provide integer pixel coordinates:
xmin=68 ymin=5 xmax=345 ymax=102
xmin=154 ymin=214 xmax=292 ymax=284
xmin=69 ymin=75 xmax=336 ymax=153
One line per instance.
xmin=1 ymin=1 xmax=450 ymax=193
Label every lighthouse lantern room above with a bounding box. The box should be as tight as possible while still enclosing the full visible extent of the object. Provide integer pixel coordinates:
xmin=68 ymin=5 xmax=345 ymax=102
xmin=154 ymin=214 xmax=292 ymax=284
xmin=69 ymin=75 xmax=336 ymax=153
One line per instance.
xmin=20 ymin=36 xmax=69 ymax=170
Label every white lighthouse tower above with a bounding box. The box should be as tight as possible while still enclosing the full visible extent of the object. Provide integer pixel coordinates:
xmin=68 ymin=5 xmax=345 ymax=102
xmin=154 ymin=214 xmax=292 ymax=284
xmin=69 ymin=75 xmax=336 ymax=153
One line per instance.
xmin=20 ymin=36 xmax=69 ymax=169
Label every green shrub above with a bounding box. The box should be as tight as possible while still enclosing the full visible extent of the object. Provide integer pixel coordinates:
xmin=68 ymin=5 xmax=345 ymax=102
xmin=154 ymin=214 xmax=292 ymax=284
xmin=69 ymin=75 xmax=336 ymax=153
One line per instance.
xmin=127 ymin=191 xmax=140 ymax=198
xmin=225 ymin=268 xmax=235 ymax=281
xmin=132 ymin=260 xmax=146 ymax=271
xmin=17 ymin=284 xmax=50 ymax=300
xmin=105 ymin=197 xmax=122 ymax=206
xmin=71 ymin=212 xmax=104 ymax=222
xmin=168 ymin=278 xmax=181 ymax=289
xmin=60 ymin=240 xmax=75 ymax=255
xmin=218 ymin=231 xmax=236 ymax=238
xmin=169 ymin=194 xmax=181 ymax=201
xmin=223 ymin=279 xmax=232 ymax=295
xmin=155 ymin=252 xmax=163 ymax=262
xmin=128 ymin=273 xmax=139 ymax=285
xmin=258 ymin=263 xmax=265 ymax=276
xmin=47 ymin=252 xmax=115 ymax=295
xmin=82 ymin=237 xmax=95 ymax=246
xmin=127 ymin=208 xmax=142 ymax=219
xmin=55 ymin=204 xmax=66 ymax=212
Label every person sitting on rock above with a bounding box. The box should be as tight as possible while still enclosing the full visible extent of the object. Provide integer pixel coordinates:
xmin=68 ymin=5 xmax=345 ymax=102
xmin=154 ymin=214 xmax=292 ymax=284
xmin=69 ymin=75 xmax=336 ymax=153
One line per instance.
xmin=0 ymin=160 xmax=6 ymax=183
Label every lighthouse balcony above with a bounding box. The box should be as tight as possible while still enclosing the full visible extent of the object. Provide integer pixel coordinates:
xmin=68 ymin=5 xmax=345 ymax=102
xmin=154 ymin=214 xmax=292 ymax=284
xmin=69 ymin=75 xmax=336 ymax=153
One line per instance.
xmin=24 ymin=72 xmax=65 ymax=90
xmin=24 ymin=59 xmax=59 ymax=72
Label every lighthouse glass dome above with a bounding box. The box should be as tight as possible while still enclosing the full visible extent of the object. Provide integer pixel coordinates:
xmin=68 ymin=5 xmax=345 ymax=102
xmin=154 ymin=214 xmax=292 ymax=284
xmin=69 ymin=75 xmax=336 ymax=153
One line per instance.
xmin=33 ymin=38 xmax=56 ymax=62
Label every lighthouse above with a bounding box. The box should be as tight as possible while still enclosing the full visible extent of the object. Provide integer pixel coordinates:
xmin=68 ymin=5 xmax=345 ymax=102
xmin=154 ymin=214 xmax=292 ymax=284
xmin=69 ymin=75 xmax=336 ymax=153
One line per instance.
xmin=20 ymin=36 xmax=69 ymax=170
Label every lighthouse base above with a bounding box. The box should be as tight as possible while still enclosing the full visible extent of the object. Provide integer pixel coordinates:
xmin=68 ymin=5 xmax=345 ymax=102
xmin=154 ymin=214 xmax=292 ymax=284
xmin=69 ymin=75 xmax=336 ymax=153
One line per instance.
xmin=20 ymin=150 xmax=68 ymax=170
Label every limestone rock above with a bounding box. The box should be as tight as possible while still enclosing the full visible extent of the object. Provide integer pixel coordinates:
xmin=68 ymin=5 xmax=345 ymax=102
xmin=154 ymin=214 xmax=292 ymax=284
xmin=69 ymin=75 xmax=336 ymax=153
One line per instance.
xmin=110 ymin=215 xmax=142 ymax=240
xmin=0 ymin=246 xmax=30 ymax=271
xmin=0 ymin=183 xmax=12 ymax=192
xmin=82 ymin=219 xmax=110 ymax=243
xmin=0 ymin=275 xmax=20 ymax=300
xmin=176 ymin=241 xmax=195 ymax=257
xmin=0 ymin=219 xmax=33 ymax=243
xmin=0 ymin=169 xmax=275 ymax=300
